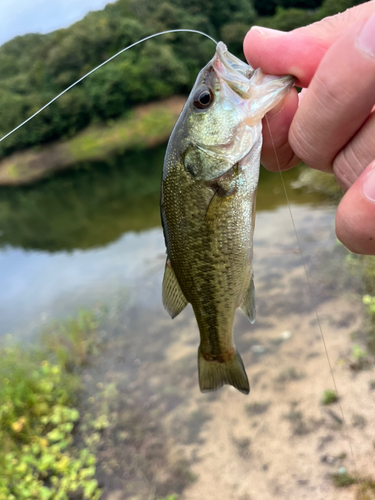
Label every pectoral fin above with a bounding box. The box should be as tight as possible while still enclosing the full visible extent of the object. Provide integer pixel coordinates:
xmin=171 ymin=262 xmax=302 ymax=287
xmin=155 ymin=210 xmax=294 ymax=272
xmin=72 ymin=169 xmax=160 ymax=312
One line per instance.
xmin=240 ymin=271 xmax=256 ymax=324
xmin=162 ymin=259 xmax=188 ymax=319
xmin=205 ymin=182 xmax=236 ymax=221
xmin=205 ymin=188 xmax=220 ymax=220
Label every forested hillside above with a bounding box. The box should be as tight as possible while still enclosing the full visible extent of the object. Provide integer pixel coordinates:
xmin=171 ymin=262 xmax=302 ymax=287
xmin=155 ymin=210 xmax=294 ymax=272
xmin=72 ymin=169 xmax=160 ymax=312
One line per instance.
xmin=0 ymin=0 xmax=362 ymax=158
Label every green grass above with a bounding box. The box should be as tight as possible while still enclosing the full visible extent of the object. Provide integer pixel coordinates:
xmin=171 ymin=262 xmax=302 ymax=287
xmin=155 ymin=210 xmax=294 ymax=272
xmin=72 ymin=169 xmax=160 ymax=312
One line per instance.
xmin=332 ymin=470 xmax=375 ymax=499
xmin=332 ymin=470 xmax=356 ymax=488
xmin=0 ymin=98 xmax=183 ymax=186
xmin=68 ymin=107 xmax=177 ymax=163
xmin=321 ymin=389 xmax=339 ymax=405
xmin=0 ymin=308 xmax=105 ymax=500
xmin=345 ymin=254 xmax=375 ymax=356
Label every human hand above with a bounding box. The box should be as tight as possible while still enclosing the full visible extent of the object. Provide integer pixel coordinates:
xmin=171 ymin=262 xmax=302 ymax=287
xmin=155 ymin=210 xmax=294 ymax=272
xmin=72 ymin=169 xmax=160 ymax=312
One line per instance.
xmin=244 ymin=1 xmax=375 ymax=254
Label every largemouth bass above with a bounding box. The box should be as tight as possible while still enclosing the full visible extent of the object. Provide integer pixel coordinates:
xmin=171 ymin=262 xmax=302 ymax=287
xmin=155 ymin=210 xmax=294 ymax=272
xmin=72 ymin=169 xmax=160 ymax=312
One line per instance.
xmin=161 ymin=42 xmax=293 ymax=395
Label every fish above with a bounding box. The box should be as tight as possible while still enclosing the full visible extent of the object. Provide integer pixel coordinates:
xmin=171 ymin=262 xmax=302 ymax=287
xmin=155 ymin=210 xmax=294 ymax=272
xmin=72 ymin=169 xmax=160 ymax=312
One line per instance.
xmin=160 ymin=42 xmax=293 ymax=395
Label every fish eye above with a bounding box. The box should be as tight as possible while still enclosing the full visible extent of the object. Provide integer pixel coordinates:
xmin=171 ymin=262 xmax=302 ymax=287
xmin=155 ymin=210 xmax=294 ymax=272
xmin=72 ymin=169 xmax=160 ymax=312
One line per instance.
xmin=193 ymin=87 xmax=214 ymax=110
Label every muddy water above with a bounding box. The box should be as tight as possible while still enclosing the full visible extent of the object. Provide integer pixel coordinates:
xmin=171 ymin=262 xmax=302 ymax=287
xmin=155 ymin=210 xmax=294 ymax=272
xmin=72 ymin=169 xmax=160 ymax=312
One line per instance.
xmin=0 ymin=147 xmax=374 ymax=499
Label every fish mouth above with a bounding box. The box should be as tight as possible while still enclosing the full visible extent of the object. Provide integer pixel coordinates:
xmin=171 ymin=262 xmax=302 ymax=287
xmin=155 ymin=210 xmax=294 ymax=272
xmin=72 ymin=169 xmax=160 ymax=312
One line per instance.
xmin=213 ymin=42 xmax=254 ymax=97
xmin=212 ymin=41 xmax=294 ymax=102
xmin=214 ymin=42 xmax=253 ymax=78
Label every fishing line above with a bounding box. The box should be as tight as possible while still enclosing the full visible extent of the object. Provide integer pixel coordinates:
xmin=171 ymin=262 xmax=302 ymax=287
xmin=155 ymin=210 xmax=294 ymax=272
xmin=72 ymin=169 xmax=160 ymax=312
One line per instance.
xmin=1 ymin=25 xmax=363 ymax=489
xmin=265 ymin=115 xmax=363 ymax=495
xmin=0 ymin=29 xmax=217 ymax=145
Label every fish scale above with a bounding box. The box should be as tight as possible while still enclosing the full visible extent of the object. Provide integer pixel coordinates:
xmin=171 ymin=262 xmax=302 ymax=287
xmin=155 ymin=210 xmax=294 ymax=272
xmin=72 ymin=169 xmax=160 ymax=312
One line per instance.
xmin=161 ymin=42 xmax=293 ymax=394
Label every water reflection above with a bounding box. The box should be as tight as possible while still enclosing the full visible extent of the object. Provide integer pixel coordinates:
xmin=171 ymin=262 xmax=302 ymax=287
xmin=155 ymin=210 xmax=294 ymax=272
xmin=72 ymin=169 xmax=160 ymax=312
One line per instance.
xmin=0 ymin=146 xmax=165 ymax=252
xmin=0 ymin=146 xmax=328 ymax=336
xmin=0 ymin=146 xmax=324 ymax=253
xmin=0 ymin=228 xmax=165 ymax=335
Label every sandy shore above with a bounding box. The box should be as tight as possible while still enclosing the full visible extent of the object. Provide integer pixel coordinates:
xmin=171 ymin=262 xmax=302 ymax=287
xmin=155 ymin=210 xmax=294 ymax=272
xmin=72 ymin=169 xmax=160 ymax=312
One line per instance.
xmin=79 ymin=204 xmax=375 ymax=500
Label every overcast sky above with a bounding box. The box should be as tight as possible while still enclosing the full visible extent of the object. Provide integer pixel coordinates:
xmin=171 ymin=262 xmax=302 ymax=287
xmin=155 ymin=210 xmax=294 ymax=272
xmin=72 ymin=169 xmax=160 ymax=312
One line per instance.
xmin=0 ymin=0 xmax=116 ymax=46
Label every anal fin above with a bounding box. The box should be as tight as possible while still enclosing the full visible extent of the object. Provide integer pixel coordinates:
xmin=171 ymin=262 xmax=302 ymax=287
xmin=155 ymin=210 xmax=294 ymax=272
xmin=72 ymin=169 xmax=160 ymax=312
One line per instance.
xmin=162 ymin=259 xmax=188 ymax=319
xmin=241 ymin=271 xmax=256 ymax=324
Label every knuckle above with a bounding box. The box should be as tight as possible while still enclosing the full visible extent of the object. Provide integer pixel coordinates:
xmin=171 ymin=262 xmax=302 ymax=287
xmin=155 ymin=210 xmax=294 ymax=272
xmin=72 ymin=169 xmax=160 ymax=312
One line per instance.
xmin=288 ymin=72 xmax=357 ymax=171
xmin=261 ymin=139 xmax=300 ymax=172
xmin=335 ymin=204 xmax=361 ymax=254
xmin=314 ymin=72 xmax=353 ymax=109
xmin=333 ymin=147 xmax=359 ymax=191
xmin=336 ymin=193 xmax=375 ymax=255
xmin=289 ymin=120 xmax=332 ymax=172
xmin=334 ymin=112 xmax=375 ymax=190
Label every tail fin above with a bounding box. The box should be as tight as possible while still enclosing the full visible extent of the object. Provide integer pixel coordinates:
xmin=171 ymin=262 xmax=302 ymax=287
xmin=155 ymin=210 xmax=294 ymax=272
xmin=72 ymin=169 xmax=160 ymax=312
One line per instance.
xmin=198 ymin=347 xmax=250 ymax=395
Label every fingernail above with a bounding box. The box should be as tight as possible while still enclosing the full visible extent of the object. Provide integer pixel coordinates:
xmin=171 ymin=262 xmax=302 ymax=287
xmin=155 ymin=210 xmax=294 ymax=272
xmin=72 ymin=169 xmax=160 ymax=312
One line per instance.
xmin=363 ymin=162 xmax=375 ymax=201
xmin=357 ymin=12 xmax=375 ymax=58
xmin=251 ymin=26 xmax=285 ymax=37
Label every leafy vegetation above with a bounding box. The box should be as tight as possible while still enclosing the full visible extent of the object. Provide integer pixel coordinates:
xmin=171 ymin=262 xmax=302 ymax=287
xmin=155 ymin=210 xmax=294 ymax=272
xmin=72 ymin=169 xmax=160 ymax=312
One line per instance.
xmin=332 ymin=469 xmax=357 ymax=488
xmin=0 ymin=308 xmax=105 ymax=500
xmin=0 ymin=0 xmax=362 ymax=159
xmin=0 ymin=99 xmax=182 ymax=186
xmin=332 ymin=469 xmax=375 ymax=499
xmin=321 ymin=389 xmax=338 ymax=405
xmin=345 ymin=254 xmax=375 ymax=356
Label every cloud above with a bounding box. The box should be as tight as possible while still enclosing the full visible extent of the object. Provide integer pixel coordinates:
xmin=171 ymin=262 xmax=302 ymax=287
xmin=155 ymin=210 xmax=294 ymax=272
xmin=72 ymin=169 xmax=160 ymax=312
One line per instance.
xmin=0 ymin=0 xmax=115 ymax=46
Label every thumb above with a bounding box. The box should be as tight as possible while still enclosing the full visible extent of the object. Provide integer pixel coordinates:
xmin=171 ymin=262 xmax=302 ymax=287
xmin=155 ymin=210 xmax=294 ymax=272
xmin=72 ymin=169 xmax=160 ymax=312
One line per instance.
xmin=244 ymin=0 xmax=375 ymax=87
xmin=336 ymin=160 xmax=375 ymax=255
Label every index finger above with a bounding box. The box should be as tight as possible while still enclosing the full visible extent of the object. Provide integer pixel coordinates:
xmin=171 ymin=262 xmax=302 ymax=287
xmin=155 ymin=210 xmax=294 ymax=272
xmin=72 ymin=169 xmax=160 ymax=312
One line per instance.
xmin=244 ymin=27 xmax=329 ymax=88
xmin=243 ymin=1 xmax=374 ymax=87
xmin=260 ymin=87 xmax=300 ymax=172
xmin=243 ymin=1 xmax=375 ymax=172
xmin=243 ymin=26 xmax=328 ymax=171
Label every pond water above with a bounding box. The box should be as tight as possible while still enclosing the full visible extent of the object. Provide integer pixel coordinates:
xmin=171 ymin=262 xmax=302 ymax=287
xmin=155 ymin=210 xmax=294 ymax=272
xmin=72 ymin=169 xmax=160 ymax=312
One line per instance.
xmin=0 ymin=145 xmax=322 ymax=337
xmin=1 ymin=145 xmax=374 ymax=500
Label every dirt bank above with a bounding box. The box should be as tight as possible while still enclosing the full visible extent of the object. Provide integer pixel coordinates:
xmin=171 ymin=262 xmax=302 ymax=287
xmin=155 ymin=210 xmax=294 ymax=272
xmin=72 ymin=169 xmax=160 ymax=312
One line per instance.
xmin=77 ymin=205 xmax=375 ymax=500
xmin=0 ymin=96 xmax=186 ymax=186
